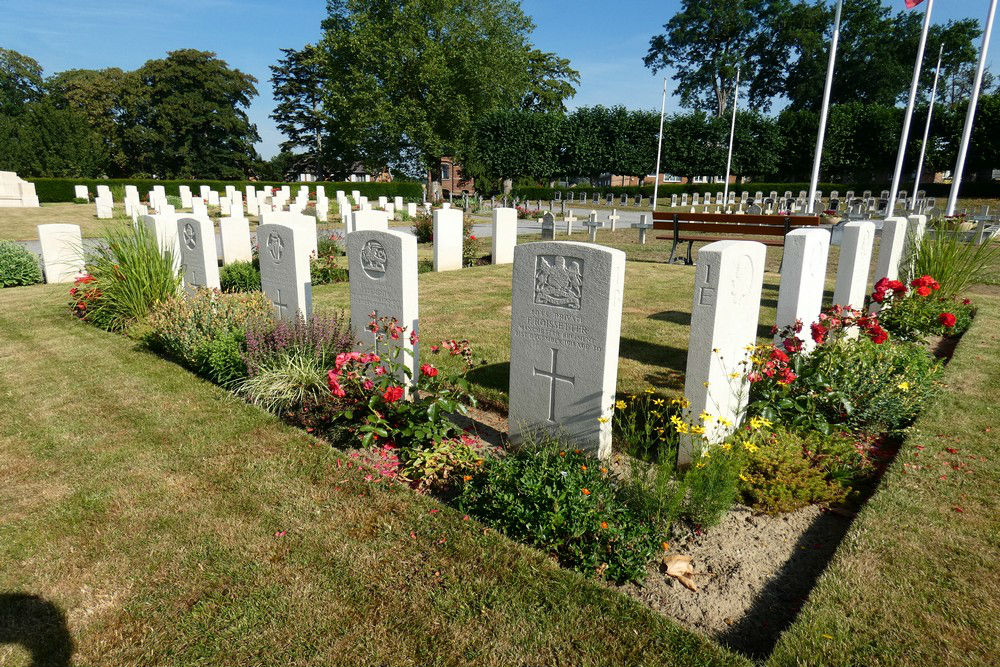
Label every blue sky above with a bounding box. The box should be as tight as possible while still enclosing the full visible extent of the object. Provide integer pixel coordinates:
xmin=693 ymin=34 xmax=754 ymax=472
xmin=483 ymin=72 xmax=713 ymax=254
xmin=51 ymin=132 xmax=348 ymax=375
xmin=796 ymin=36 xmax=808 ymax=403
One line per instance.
xmin=2 ymin=0 xmax=997 ymax=158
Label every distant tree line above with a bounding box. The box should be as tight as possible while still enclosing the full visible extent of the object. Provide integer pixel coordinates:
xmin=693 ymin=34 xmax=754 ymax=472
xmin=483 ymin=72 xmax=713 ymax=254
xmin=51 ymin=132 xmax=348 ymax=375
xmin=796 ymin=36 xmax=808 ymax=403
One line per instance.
xmin=0 ymin=47 xmax=261 ymax=179
xmin=462 ymin=99 xmax=1000 ymax=191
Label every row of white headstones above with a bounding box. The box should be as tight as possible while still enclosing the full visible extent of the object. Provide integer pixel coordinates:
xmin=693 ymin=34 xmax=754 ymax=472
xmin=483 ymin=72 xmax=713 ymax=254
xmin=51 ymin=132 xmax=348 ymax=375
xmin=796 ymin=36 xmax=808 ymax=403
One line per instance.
xmin=36 ymin=207 xmax=923 ymax=465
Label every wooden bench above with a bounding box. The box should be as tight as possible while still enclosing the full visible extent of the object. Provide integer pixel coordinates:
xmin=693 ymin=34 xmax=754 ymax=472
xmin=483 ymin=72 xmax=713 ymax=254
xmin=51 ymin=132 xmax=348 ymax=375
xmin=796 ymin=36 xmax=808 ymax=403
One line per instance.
xmin=652 ymin=212 xmax=822 ymax=265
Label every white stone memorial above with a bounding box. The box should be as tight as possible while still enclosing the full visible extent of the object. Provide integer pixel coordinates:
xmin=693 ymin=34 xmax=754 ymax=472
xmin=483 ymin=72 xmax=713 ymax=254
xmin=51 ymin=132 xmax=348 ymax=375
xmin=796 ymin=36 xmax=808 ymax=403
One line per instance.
xmin=74 ymin=185 xmax=89 ymax=201
xmin=432 ymin=208 xmax=463 ymax=272
xmin=774 ymin=228 xmax=830 ymax=351
xmin=176 ymin=217 xmax=221 ymax=294
xmin=220 ymin=216 xmax=253 ymax=264
xmin=682 ymin=240 xmax=767 ymax=463
xmin=491 ymin=207 xmax=517 ymax=265
xmin=508 ymin=241 xmax=625 ymax=459
xmin=347 ymin=229 xmax=419 ymax=384
xmin=257 ymin=221 xmax=313 ymax=321
xmin=874 ymin=217 xmax=908 ymax=283
xmin=406 ymin=202 xmax=417 ymax=217
xmin=832 ymin=221 xmax=875 ymax=310
xmin=352 ymin=209 xmax=389 ymax=233
xmin=37 ymin=224 xmax=84 ymax=283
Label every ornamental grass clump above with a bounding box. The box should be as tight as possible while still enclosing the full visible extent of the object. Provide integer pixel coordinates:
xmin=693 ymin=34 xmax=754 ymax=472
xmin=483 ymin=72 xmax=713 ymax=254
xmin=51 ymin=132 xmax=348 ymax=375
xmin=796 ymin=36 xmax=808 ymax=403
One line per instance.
xmin=910 ymin=219 xmax=1000 ymax=297
xmin=72 ymin=222 xmax=180 ymax=331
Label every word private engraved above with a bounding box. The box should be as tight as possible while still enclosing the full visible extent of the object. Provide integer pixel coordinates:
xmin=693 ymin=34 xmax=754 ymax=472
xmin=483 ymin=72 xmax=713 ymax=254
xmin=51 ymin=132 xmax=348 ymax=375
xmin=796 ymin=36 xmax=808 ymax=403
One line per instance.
xmin=534 ymin=255 xmax=583 ymax=310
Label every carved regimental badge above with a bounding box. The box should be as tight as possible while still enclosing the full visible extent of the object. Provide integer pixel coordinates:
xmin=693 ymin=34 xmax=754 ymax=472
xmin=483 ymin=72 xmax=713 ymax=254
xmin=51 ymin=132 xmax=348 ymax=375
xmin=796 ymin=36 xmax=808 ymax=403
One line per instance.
xmin=182 ymin=222 xmax=197 ymax=250
xmin=534 ymin=255 xmax=583 ymax=310
xmin=360 ymin=240 xmax=388 ymax=279
xmin=266 ymin=232 xmax=284 ymax=262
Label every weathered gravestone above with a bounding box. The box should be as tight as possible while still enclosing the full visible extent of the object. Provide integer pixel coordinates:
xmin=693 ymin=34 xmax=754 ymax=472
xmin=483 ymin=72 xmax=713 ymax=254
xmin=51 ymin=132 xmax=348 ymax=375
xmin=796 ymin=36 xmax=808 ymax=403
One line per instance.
xmin=347 ymin=229 xmax=419 ymax=385
xmin=508 ymin=241 xmax=625 ymax=459
xmin=491 ymin=207 xmax=516 ymax=265
xmin=682 ymin=240 xmax=767 ymax=464
xmin=176 ymin=217 xmax=221 ymax=294
xmin=220 ymin=216 xmax=253 ymax=264
xmin=37 ymin=224 xmax=84 ymax=283
xmin=874 ymin=217 xmax=908 ymax=283
xmin=257 ymin=222 xmax=312 ymax=321
xmin=832 ymin=221 xmax=875 ymax=310
xmin=433 ymin=208 xmax=463 ymax=271
xmin=540 ymin=212 xmax=555 ymax=240
xmin=774 ymin=228 xmax=830 ymax=352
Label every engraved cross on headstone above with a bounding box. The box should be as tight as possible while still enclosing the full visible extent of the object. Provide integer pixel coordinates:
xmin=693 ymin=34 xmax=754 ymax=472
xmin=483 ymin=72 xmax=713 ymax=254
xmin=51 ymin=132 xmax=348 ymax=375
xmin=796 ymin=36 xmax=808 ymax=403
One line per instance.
xmin=534 ymin=348 xmax=576 ymax=423
xmin=272 ymin=288 xmax=289 ymax=319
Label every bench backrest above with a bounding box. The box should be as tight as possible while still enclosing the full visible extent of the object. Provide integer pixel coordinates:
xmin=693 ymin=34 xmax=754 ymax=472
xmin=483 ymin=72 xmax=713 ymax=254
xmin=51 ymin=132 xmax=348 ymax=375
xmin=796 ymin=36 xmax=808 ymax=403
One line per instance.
xmin=652 ymin=211 xmax=822 ymax=238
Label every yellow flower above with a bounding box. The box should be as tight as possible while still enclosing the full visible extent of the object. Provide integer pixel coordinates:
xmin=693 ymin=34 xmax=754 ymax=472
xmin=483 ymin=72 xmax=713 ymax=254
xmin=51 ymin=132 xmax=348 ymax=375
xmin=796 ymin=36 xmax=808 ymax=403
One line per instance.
xmin=690 ymin=425 xmax=705 ymax=435
xmin=748 ymin=416 xmax=771 ymax=430
xmin=703 ymin=381 xmax=710 ymax=387
xmin=729 ymin=372 xmax=741 ymax=379
xmin=644 ymin=388 xmax=654 ymax=394
xmin=615 ymin=400 xmax=626 ymax=410
xmin=721 ymin=442 xmax=732 ymax=451
xmin=739 ymin=473 xmax=750 ymax=482
xmin=696 ymin=462 xmax=706 ymax=469
xmin=676 ymin=422 xmax=690 ymax=434
xmin=656 ymin=427 xmax=665 ymax=435
xmin=744 ymin=344 xmax=756 ymax=351
xmin=744 ymin=442 xmax=759 ymax=453
xmin=897 ymin=381 xmax=910 ymax=392
xmin=653 ymin=399 xmax=665 ymax=406
xmin=718 ymin=417 xmax=733 ymax=428
xmin=699 ymin=411 xmax=714 ymax=423
xmin=597 ymin=416 xmax=610 ymax=424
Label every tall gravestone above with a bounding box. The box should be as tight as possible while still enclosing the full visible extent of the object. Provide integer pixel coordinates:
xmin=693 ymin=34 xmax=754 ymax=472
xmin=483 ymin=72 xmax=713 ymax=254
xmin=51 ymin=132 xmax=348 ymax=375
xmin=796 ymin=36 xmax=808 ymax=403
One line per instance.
xmin=220 ymin=216 xmax=253 ymax=264
xmin=905 ymin=214 xmax=927 ymax=264
xmin=176 ymin=217 xmax=221 ymax=294
xmin=74 ymin=185 xmax=89 ymax=201
xmin=874 ymin=217 xmax=908 ymax=283
xmin=37 ymin=224 xmax=84 ymax=283
xmin=353 ymin=209 xmax=389 ymax=233
xmin=492 ymin=207 xmax=516 ymax=265
xmin=832 ymin=221 xmax=875 ymax=310
xmin=540 ymin=212 xmax=555 ymax=240
xmin=774 ymin=228 xmax=830 ymax=351
xmin=433 ymin=208 xmax=463 ymax=271
xmin=257 ymin=222 xmax=313 ymax=321
xmin=347 ymin=229 xmax=419 ymax=385
xmin=508 ymin=241 xmax=625 ymax=459
xmin=682 ymin=240 xmax=767 ymax=464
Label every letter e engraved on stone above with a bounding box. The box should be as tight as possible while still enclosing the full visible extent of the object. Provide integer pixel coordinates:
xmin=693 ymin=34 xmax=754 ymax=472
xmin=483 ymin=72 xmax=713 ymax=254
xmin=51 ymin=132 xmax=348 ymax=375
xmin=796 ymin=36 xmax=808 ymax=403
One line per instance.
xmin=534 ymin=255 xmax=584 ymax=310
xmin=698 ymin=262 xmax=715 ymax=306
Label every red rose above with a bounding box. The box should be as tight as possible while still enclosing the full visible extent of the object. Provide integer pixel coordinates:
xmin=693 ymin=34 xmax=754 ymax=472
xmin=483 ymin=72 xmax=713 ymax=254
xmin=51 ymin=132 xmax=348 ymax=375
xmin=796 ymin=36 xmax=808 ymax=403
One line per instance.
xmin=777 ymin=368 xmax=797 ymax=385
xmin=916 ymin=286 xmax=931 ymax=297
xmin=420 ymin=363 xmax=438 ymax=378
xmin=769 ymin=348 xmax=789 ymax=363
xmin=869 ymin=326 xmax=889 ymax=344
xmin=382 ymin=385 xmax=404 ymax=403
xmin=811 ymin=322 xmax=828 ymax=345
xmin=938 ymin=312 xmax=956 ymax=328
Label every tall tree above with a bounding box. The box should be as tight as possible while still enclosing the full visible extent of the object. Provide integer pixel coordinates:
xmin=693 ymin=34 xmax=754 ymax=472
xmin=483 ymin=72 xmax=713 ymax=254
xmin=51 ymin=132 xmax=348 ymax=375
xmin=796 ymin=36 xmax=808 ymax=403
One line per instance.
xmin=315 ymin=0 xmax=574 ymax=194
xmin=0 ymin=47 xmax=44 ymax=115
xmin=0 ymin=102 xmax=107 ymax=177
xmin=520 ymin=50 xmax=580 ymax=112
xmin=270 ymin=45 xmax=335 ymax=178
xmin=644 ymin=0 xmax=769 ymax=116
xmin=466 ymin=110 xmax=564 ymax=192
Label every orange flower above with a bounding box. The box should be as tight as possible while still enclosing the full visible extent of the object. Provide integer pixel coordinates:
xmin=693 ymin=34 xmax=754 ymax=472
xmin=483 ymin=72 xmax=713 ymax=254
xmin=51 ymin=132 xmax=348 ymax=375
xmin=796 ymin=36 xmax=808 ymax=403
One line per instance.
xmin=600 ymin=467 xmax=608 ymax=474
xmin=580 ymin=465 xmax=587 ymax=471
xmin=600 ymin=521 xmax=609 ymax=530
xmin=462 ymin=475 xmax=472 ymax=481
xmin=559 ymin=451 xmax=566 ymax=457
xmin=573 ymin=449 xmax=583 ymax=454
xmin=662 ymin=541 xmax=670 ymax=551
xmin=581 ymin=488 xmax=591 ymax=496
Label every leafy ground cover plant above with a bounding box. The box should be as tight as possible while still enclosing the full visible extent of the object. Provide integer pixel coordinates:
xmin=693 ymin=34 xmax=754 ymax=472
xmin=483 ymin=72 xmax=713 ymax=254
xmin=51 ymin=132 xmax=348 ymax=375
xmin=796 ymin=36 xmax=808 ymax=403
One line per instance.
xmin=0 ymin=240 xmax=42 ymax=287
xmin=747 ymin=307 xmax=943 ymax=436
xmin=144 ymin=289 xmax=272 ymax=385
xmin=458 ymin=440 xmax=663 ymax=584
xmin=873 ymin=275 xmax=975 ymax=341
xmin=219 ymin=260 xmax=260 ymax=293
xmin=70 ymin=222 xmax=180 ymax=331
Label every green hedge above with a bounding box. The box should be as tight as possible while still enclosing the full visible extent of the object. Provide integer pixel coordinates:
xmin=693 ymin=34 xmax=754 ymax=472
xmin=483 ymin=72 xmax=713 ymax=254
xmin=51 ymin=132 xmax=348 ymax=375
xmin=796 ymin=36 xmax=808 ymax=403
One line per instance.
xmin=510 ymin=181 xmax=1000 ymax=200
xmin=27 ymin=178 xmax=424 ymax=203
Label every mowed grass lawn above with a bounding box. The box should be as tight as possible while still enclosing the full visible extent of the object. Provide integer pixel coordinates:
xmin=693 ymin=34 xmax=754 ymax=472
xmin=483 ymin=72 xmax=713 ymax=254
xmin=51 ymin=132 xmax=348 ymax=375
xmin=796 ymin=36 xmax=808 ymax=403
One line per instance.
xmin=0 ymin=283 xmax=747 ymax=667
xmin=317 ymin=228 xmax=840 ymax=407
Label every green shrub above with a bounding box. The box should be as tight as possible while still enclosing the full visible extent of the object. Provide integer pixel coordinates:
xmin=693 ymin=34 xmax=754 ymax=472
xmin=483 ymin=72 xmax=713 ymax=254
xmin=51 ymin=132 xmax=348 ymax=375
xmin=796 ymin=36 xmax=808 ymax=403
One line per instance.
xmin=0 ymin=241 xmax=42 ymax=287
xmin=413 ymin=213 xmax=433 ymax=243
xmin=910 ymin=220 xmax=1000 ymax=297
xmin=310 ymin=240 xmax=348 ymax=286
xmin=144 ymin=289 xmax=272 ymax=385
xmin=72 ymin=223 xmax=180 ymax=330
xmin=220 ymin=260 xmax=260 ymax=293
xmin=459 ymin=440 xmax=662 ymax=583
xmin=874 ymin=276 xmax=976 ymax=341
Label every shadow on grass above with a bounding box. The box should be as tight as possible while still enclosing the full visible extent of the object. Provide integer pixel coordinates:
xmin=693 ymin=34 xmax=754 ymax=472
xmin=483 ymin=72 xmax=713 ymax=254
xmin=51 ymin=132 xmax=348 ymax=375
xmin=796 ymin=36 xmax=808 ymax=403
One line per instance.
xmin=0 ymin=593 xmax=73 ymax=667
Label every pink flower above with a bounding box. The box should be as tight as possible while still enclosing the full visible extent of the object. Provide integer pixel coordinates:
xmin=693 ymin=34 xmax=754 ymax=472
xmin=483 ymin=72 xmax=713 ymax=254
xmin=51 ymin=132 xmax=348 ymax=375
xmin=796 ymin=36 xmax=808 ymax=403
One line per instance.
xmin=374 ymin=366 xmax=386 ymax=376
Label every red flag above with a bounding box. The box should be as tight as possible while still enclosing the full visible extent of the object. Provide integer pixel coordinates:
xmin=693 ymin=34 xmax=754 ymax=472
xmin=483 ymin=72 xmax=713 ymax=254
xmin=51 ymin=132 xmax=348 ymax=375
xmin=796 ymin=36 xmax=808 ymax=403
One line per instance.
xmin=905 ymin=0 xmax=926 ymax=7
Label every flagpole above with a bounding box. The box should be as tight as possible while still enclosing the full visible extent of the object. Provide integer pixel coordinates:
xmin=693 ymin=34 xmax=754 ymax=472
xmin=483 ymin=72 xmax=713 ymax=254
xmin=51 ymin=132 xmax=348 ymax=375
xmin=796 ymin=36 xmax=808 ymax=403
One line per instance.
xmin=912 ymin=44 xmax=943 ymax=212
xmin=947 ymin=0 xmax=998 ymax=216
xmin=652 ymin=77 xmax=667 ymax=212
xmin=723 ymin=66 xmax=740 ymax=209
xmin=887 ymin=0 xmax=934 ymax=218
xmin=808 ymin=0 xmax=843 ymax=214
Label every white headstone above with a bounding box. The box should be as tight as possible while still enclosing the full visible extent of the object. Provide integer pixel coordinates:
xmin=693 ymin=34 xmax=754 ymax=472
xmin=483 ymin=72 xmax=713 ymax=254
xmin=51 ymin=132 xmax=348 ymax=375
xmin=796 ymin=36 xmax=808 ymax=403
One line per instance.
xmin=378 ymin=196 xmax=388 ymax=209
xmin=257 ymin=222 xmax=312 ymax=321
xmin=260 ymin=210 xmax=318 ymax=258
xmin=219 ymin=216 xmax=253 ymax=264
xmin=37 ymin=224 xmax=84 ymax=283
xmin=832 ymin=221 xmax=875 ymax=310
xmin=220 ymin=196 xmax=231 ymax=217
xmin=432 ymin=208 xmax=463 ymax=271
xmin=74 ymin=185 xmax=89 ymax=201
xmin=97 ymin=185 xmax=112 ymax=201
xmin=141 ymin=214 xmax=182 ymax=270
xmin=96 ymin=198 xmax=113 ymax=219
xmin=682 ymin=240 xmax=767 ymax=464
xmin=347 ymin=229 xmax=419 ymax=385
xmin=207 ymin=190 xmax=220 ymax=206
xmin=905 ymin=214 xmax=927 ymax=263
xmin=393 ymin=196 xmax=403 ymax=209
xmin=508 ymin=241 xmax=625 ymax=459
xmin=874 ymin=217 xmax=908 ymax=283
xmin=176 ymin=217 xmax=221 ymax=294
xmin=192 ymin=198 xmax=208 ymax=219
xmin=774 ymin=228 xmax=830 ymax=352
xmin=179 ymin=185 xmax=192 ymax=208
xmin=491 ymin=207 xmax=517 ymax=265
xmin=406 ymin=202 xmax=417 ymax=217
xmin=353 ymin=209 xmax=389 ymax=233
xmin=385 ymin=202 xmax=395 ymax=219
